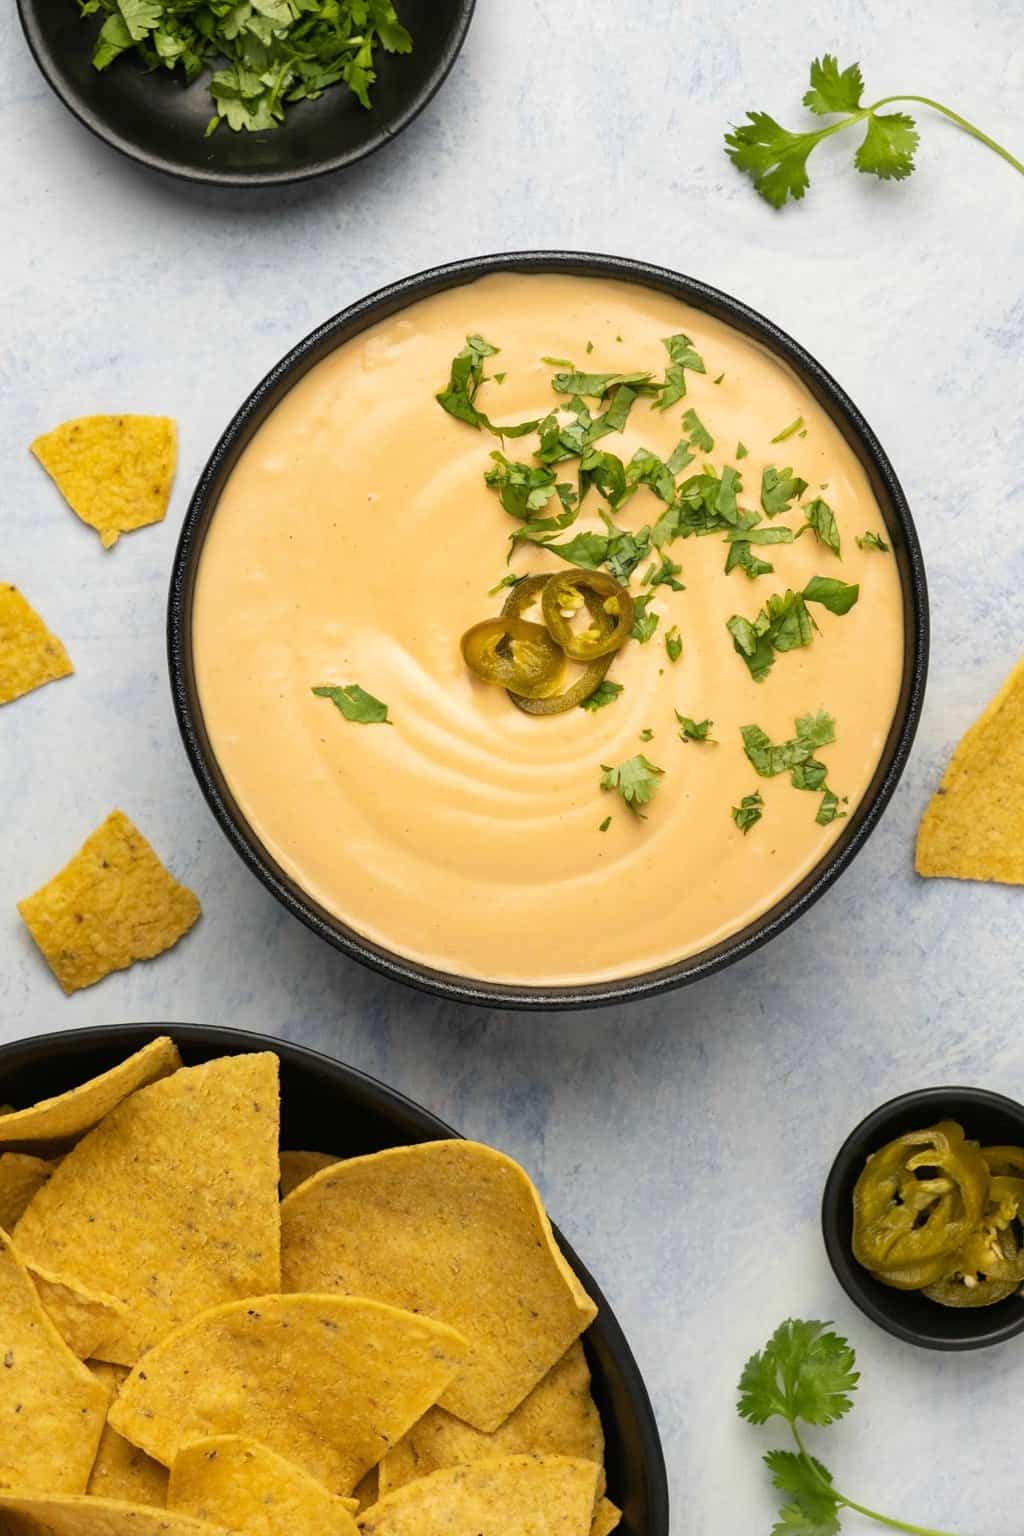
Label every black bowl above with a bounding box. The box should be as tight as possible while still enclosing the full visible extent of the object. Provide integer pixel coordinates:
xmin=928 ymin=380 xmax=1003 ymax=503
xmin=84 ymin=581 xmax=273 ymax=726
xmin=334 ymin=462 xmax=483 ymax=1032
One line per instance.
xmin=168 ymin=250 xmax=929 ymax=1010
xmin=0 ymin=1022 xmax=668 ymax=1533
xmin=17 ymin=0 xmax=475 ymax=186
xmin=822 ymin=1086 xmax=1024 ymax=1351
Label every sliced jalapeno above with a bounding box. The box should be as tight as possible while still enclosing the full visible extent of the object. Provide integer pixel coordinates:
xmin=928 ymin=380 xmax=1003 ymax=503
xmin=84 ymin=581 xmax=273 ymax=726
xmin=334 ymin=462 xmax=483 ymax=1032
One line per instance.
xmin=502 ymin=573 xmax=614 ymax=714
xmin=852 ymin=1121 xmax=989 ymax=1279
xmin=541 ymin=569 xmax=634 ymax=660
xmin=460 ymin=617 xmax=565 ymax=700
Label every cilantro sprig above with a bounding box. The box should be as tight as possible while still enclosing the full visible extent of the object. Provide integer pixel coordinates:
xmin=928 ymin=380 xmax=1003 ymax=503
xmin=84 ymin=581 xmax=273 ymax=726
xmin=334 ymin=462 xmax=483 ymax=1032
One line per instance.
xmin=726 ymin=55 xmax=1023 ymax=208
xmin=739 ymin=1319 xmax=963 ymax=1536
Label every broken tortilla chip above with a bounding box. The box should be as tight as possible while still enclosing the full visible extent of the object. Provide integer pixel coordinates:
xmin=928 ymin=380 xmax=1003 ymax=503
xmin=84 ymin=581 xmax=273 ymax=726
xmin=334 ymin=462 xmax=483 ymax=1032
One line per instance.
xmin=13 ymin=1053 xmax=281 ymax=1364
xmin=17 ymin=813 xmax=201 ymax=995
xmin=280 ymin=1140 xmax=597 ymax=1433
xmin=0 ymin=1494 xmax=225 ymax=1535
xmin=279 ymin=1149 xmax=339 ymax=1197
xmin=917 ymin=653 xmax=1024 ymax=884
xmin=109 ymin=1294 xmax=467 ymax=1496
xmin=0 ymin=1152 xmax=55 ymax=1226
xmin=379 ymin=1340 xmax=603 ymax=1498
xmin=0 ymin=1229 xmax=109 ymax=1493
xmin=357 ymin=1454 xmax=601 ymax=1536
xmin=591 ymin=1498 xmax=621 ymax=1536
xmin=168 ymin=1436 xmax=359 ymax=1536
xmin=0 ymin=1037 xmax=181 ymax=1146
xmin=87 ymin=1363 xmax=170 ymax=1507
xmin=27 ymin=1260 xmax=129 ymax=1359
xmin=31 ymin=414 xmax=177 ymax=550
xmin=0 ymin=583 xmax=73 ymax=705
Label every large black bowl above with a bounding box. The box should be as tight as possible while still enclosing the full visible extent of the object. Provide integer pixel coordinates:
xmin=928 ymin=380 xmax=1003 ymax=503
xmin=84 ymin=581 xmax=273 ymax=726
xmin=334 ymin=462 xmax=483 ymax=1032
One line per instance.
xmin=17 ymin=0 xmax=475 ymax=186
xmin=168 ymin=251 xmax=929 ymax=1009
xmin=0 ymin=1022 xmax=669 ymax=1534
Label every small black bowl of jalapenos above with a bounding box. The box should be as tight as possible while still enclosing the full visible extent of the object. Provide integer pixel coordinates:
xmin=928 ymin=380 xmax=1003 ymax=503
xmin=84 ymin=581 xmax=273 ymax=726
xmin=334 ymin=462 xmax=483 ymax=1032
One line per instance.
xmin=822 ymin=1086 xmax=1024 ymax=1351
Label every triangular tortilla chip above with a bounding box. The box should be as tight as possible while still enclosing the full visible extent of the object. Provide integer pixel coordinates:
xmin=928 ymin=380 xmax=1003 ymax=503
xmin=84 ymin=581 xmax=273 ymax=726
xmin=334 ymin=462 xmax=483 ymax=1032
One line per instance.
xmin=0 ymin=1494 xmax=225 ymax=1535
xmin=591 ymin=1498 xmax=621 ymax=1536
xmin=168 ymin=1436 xmax=359 ymax=1535
xmin=357 ymin=1454 xmax=601 ymax=1536
xmin=17 ymin=813 xmax=201 ymax=995
xmin=0 ymin=1152 xmax=54 ymax=1225
xmin=279 ymin=1149 xmax=339 ymax=1197
xmin=0 ymin=1037 xmax=181 ymax=1146
xmin=280 ymin=1141 xmax=597 ymax=1432
xmin=917 ymin=653 xmax=1024 ymax=883
xmin=379 ymin=1340 xmax=603 ymax=1497
xmin=31 ymin=415 xmax=177 ymax=549
xmin=0 ymin=583 xmax=73 ymax=705
xmin=0 ymin=1229 xmax=109 ymax=1493
xmin=13 ymin=1054 xmax=280 ymax=1363
xmin=87 ymin=1364 xmax=170 ymax=1507
xmin=27 ymin=1260 xmax=129 ymax=1358
xmin=108 ymin=1295 xmax=466 ymax=1496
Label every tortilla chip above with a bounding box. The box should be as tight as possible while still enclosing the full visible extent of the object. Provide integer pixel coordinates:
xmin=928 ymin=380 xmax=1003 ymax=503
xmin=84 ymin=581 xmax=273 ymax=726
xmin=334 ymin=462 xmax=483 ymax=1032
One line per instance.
xmin=357 ymin=1454 xmax=601 ymax=1536
xmin=168 ymin=1436 xmax=359 ymax=1536
xmin=0 ymin=1229 xmax=109 ymax=1493
xmin=14 ymin=1054 xmax=280 ymax=1364
xmin=31 ymin=415 xmax=177 ymax=550
xmin=280 ymin=1141 xmax=597 ymax=1433
xmin=0 ymin=1037 xmax=181 ymax=1146
xmin=87 ymin=1364 xmax=170 ymax=1507
xmin=27 ymin=1260 xmax=129 ymax=1359
xmin=379 ymin=1340 xmax=603 ymax=1497
xmin=108 ymin=1295 xmax=467 ymax=1496
xmin=0 ymin=1152 xmax=54 ymax=1226
xmin=0 ymin=583 xmax=73 ymax=705
xmin=17 ymin=813 xmax=201 ymax=995
xmin=0 ymin=1494 xmax=225 ymax=1535
xmin=591 ymin=1498 xmax=621 ymax=1536
xmin=917 ymin=653 xmax=1024 ymax=883
xmin=279 ymin=1149 xmax=339 ymax=1197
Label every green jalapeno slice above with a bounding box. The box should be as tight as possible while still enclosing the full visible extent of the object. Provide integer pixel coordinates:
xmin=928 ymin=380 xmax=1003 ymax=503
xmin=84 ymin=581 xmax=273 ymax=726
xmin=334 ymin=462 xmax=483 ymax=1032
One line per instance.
xmin=541 ymin=570 xmax=634 ymax=661
xmin=460 ymin=617 xmax=565 ymax=700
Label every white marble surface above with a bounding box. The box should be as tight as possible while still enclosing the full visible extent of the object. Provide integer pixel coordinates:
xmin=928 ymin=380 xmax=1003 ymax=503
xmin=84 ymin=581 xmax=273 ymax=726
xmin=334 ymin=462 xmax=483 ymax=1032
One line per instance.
xmin=2 ymin=1 xmax=1023 ymax=1530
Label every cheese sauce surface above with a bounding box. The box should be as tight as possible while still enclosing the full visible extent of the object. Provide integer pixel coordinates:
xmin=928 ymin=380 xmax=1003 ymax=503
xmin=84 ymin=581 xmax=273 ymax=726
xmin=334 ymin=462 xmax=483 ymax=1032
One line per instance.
xmin=193 ymin=274 xmax=905 ymax=984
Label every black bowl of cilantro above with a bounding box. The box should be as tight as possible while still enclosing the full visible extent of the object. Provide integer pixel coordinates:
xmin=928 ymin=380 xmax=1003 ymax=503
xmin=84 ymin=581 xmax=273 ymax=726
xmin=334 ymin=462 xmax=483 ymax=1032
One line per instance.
xmin=17 ymin=0 xmax=475 ymax=185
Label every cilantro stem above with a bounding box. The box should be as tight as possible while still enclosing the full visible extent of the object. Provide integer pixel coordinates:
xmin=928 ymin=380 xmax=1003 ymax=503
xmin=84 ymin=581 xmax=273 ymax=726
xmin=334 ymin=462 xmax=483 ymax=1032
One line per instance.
xmin=791 ymin=1426 xmax=963 ymax=1536
xmin=870 ymin=95 xmax=1024 ymax=178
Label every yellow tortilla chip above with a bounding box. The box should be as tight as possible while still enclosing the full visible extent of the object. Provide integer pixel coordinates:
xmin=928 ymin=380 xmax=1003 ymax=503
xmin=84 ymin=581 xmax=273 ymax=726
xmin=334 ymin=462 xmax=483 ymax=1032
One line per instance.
xmin=17 ymin=812 xmax=201 ymax=995
xmin=0 ymin=1494 xmax=226 ymax=1535
xmin=108 ymin=1295 xmax=467 ymax=1496
xmin=279 ymin=1149 xmax=339 ymax=1197
xmin=379 ymin=1340 xmax=603 ymax=1497
xmin=591 ymin=1498 xmax=621 ymax=1536
xmin=0 ymin=1152 xmax=54 ymax=1225
xmin=31 ymin=414 xmax=177 ymax=549
xmin=0 ymin=1037 xmax=182 ymax=1146
xmin=27 ymin=1260 xmax=129 ymax=1359
xmin=357 ymin=1454 xmax=601 ymax=1536
xmin=280 ymin=1141 xmax=597 ymax=1433
xmin=0 ymin=1229 xmax=108 ymax=1493
xmin=87 ymin=1364 xmax=170 ymax=1507
xmin=917 ymin=653 xmax=1024 ymax=883
xmin=168 ymin=1436 xmax=359 ymax=1536
xmin=14 ymin=1053 xmax=280 ymax=1364
xmin=0 ymin=583 xmax=73 ymax=705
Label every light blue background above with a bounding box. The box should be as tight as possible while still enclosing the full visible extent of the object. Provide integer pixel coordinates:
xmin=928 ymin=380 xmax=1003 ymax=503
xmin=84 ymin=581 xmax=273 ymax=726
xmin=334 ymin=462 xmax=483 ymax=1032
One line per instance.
xmin=2 ymin=2 xmax=1022 ymax=1529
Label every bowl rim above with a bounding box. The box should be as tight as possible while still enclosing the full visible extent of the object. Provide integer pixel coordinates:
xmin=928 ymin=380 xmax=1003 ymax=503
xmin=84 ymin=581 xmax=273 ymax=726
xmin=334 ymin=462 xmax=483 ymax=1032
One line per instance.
xmin=15 ymin=0 xmax=476 ymax=188
xmin=0 ymin=1020 xmax=670 ymax=1531
xmin=167 ymin=249 xmax=930 ymax=1010
xmin=821 ymin=1084 xmax=1024 ymax=1351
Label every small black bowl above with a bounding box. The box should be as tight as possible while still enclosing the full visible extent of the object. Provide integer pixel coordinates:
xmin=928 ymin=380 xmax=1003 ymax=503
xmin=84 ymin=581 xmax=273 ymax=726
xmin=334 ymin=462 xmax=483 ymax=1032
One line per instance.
xmin=0 ymin=1022 xmax=668 ymax=1535
xmin=17 ymin=0 xmax=475 ymax=186
xmin=823 ymin=1086 xmax=1024 ymax=1351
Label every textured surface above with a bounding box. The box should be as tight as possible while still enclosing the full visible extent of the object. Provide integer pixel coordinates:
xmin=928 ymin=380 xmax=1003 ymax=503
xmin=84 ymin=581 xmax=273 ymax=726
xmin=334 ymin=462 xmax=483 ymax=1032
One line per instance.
xmin=1 ymin=0 xmax=1022 ymax=1528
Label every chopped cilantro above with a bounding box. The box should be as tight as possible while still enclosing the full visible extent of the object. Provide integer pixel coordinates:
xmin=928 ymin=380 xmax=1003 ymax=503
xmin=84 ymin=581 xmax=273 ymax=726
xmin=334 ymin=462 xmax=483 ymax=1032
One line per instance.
xmin=803 ymin=575 xmax=860 ymax=614
xmin=551 ymin=368 xmax=656 ymax=399
xmin=857 ymin=530 xmax=891 ymax=552
xmin=665 ymin=625 xmax=683 ymax=663
xmin=644 ymin=554 xmax=685 ymax=591
xmin=799 ymin=497 xmax=841 ymax=556
xmin=742 ymin=712 xmax=846 ymax=823
xmin=580 ymin=680 xmax=624 ymax=713
xmin=736 ymin=441 xmax=749 ymax=459
xmin=655 ymin=334 xmax=706 ymax=411
xmin=761 ymin=464 xmax=808 ymax=516
xmin=600 ymin=754 xmax=664 ymax=814
xmin=725 ymin=541 xmax=775 ymax=579
xmin=682 ymin=408 xmax=714 ymax=453
xmin=639 ymin=727 xmax=655 ymax=742
xmin=732 ymin=791 xmax=764 ymax=833
xmin=493 ymin=372 xmax=507 ymax=384
xmin=771 ymin=417 xmax=805 ymax=443
xmin=437 ymin=338 xmax=538 ymax=438
xmin=817 ymin=787 xmax=847 ymax=824
xmin=713 ymin=372 xmax=725 ymax=385
xmin=599 ymin=815 xmax=612 ymax=831
xmin=312 ymin=684 xmax=390 ymax=724
xmin=586 ymin=341 xmax=595 ymax=354
xmin=487 ymin=573 xmax=525 ymax=596
xmin=631 ymin=594 xmax=660 ymax=643
xmin=676 ymin=713 xmax=713 ymax=742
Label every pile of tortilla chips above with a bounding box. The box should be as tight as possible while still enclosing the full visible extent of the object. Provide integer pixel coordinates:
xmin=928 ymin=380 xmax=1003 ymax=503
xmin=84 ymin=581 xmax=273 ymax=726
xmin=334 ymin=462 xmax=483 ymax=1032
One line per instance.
xmin=0 ymin=1039 xmax=619 ymax=1536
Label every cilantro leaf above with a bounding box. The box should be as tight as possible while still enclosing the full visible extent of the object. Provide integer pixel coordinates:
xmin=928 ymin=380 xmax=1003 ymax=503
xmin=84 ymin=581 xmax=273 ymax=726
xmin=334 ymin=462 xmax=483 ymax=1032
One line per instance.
xmin=772 ymin=417 xmax=805 ymax=443
xmin=855 ymin=112 xmax=919 ymax=181
xmin=580 ymin=680 xmax=623 ymax=713
xmin=799 ymin=498 xmax=841 ymax=556
xmin=600 ymin=754 xmax=664 ymax=814
xmin=728 ymin=589 xmax=819 ymax=681
xmin=598 ymin=816 xmax=611 ymax=832
xmin=664 ymin=625 xmax=683 ymax=663
xmin=682 ymin=408 xmax=714 ymax=453
xmin=803 ymin=54 xmax=864 ymax=115
xmin=739 ymin=1320 xmax=858 ymax=1429
xmin=677 ymin=713 xmax=713 ymax=742
xmin=631 ymin=594 xmax=660 ymax=643
xmin=644 ymin=554 xmax=685 ymax=591
xmin=736 ymin=441 xmax=749 ymax=460
xmin=312 ymin=684 xmax=391 ymax=724
xmin=655 ymin=334 xmax=706 ymax=410
xmin=437 ymin=337 xmax=538 ymax=438
xmin=724 ymin=113 xmax=821 ymax=207
xmin=856 ymin=530 xmax=890 ymax=552
xmin=732 ymin=791 xmax=764 ymax=833
xmin=551 ymin=369 xmax=655 ymax=399
xmin=816 ymin=787 xmax=847 ymax=824
xmin=545 ymin=531 xmax=610 ymax=570
xmin=762 ymin=465 xmax=808 ymax=516
xmin=726 ymin=541 xmax=774 ymax=579
xmin=803 ymin=576 xmax=859 ymax=615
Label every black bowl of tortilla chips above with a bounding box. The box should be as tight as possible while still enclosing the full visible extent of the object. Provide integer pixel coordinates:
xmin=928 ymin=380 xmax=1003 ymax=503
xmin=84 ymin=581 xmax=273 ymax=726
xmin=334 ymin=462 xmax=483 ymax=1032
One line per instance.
xmin=0 ymin=1022 xmax=669 ymax=1536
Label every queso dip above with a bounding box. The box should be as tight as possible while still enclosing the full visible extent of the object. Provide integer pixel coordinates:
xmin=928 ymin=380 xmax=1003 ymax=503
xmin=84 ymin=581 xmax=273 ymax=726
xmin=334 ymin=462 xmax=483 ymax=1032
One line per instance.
xmin=192 ymin=274 xmax=904 ymax=985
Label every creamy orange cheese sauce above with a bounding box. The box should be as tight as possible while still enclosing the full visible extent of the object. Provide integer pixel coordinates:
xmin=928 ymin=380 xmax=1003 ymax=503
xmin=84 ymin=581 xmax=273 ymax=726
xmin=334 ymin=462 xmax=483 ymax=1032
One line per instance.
xmin=193 ymin=274 xmax=905 ymax=985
